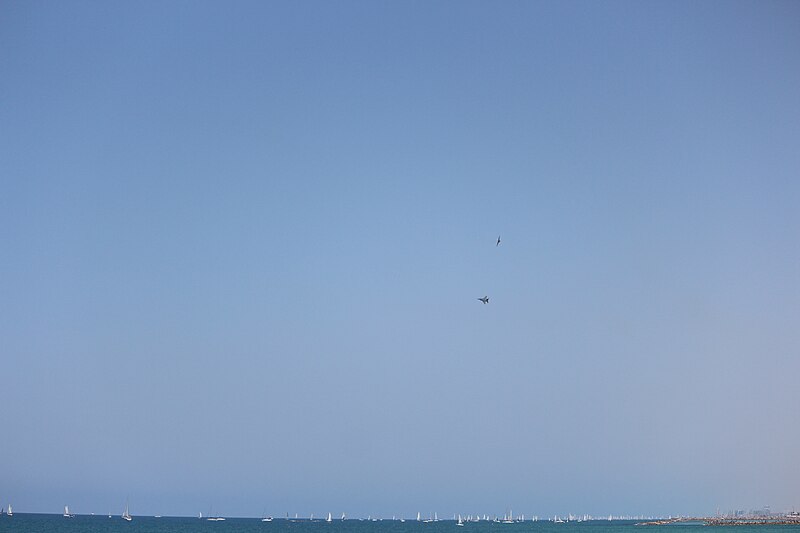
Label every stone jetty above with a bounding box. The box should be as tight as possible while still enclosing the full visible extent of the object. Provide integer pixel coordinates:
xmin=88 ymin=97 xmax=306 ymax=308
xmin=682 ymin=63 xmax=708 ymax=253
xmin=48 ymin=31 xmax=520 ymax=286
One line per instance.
xmin=637 ymin=516 xmax=800 ymax=526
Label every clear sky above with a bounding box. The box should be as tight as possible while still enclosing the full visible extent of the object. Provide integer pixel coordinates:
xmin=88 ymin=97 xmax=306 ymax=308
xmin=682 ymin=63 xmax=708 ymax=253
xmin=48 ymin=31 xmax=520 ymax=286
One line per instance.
xmin=2 ymin=0 xmax=799 ymax=519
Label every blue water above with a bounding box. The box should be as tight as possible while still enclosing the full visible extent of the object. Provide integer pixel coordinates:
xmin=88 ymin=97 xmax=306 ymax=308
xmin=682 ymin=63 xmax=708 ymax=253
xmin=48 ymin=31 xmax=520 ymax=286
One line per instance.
xmin=1 ymin=517 xmax=799 ymax=533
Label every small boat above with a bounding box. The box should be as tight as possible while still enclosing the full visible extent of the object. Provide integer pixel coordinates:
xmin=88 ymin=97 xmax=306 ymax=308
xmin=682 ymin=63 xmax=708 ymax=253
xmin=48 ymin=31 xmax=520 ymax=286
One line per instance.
xmin=207 ymin=507 xmax=225 ymax=521
xmin=6 ymin=505 xmax=12 ymax=517
xmin=122 ymin=502 xmax=132 ymax=521
xmin=64 ymin=506 xmax=74 ymax=518
xmin=457 ymin=515 xmax=464 ymax=526
xmin=327 ymin=513 xmax=332 ymax=523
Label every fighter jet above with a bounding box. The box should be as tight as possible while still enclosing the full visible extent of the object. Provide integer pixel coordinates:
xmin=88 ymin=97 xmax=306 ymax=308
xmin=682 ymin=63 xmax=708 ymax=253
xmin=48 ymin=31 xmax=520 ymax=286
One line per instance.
xmin=477 ymin=296 xmax=489 ymax=304
xmin=496 ymin=235 xmax=501 ymax=246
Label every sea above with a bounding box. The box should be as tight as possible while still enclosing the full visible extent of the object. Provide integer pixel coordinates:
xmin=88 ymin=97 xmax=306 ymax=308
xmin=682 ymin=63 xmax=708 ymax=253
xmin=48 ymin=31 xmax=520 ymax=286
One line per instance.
xmin=1 ymin=517 xmax=799 ymax=533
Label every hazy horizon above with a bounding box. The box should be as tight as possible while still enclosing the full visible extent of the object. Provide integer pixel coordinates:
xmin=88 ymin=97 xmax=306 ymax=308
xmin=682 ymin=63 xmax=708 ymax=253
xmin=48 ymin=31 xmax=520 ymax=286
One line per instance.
xmin=2 ymin=0 xmax=799 ymax=520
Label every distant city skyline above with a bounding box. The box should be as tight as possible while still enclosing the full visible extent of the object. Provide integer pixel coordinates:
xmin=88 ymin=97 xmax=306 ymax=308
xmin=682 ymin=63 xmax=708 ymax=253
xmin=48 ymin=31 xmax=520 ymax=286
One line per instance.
xmin=2 ymin=0 xmax=798 ymax=520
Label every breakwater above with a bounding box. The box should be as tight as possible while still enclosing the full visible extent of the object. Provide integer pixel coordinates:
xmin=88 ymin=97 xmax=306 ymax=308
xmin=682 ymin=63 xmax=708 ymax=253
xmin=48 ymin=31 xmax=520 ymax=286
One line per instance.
xmin=637 ymin=517 xmax=800 ymax=526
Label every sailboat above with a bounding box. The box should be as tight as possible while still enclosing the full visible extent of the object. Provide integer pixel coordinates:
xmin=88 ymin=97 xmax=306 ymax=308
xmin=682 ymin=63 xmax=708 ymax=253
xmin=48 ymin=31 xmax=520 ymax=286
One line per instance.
xmin=457 ymin=515 xmax=464 ymax=526
xmin=122 ymin=501 xmax=132 ymax=521
xmin=327 ymin=513 xmax=332 ymax=523
xmin=64 ymin=506 xmax=74 ymax=518
xmin=207 ymin=506 xmax=226 ymax=521
xmin=6 ymin=505 xmax=12 ymax=517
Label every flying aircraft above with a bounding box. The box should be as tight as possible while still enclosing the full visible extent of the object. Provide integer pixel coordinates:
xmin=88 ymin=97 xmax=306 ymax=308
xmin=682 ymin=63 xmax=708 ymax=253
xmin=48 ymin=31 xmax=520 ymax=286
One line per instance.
xmin=478 ymin=296 xmax=489 ymax=304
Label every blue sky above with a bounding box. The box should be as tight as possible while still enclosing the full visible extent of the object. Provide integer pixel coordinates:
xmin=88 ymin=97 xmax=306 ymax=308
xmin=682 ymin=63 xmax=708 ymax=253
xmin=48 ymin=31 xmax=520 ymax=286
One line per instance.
xmin=2 ymin=0 xmax=799 ymax=519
